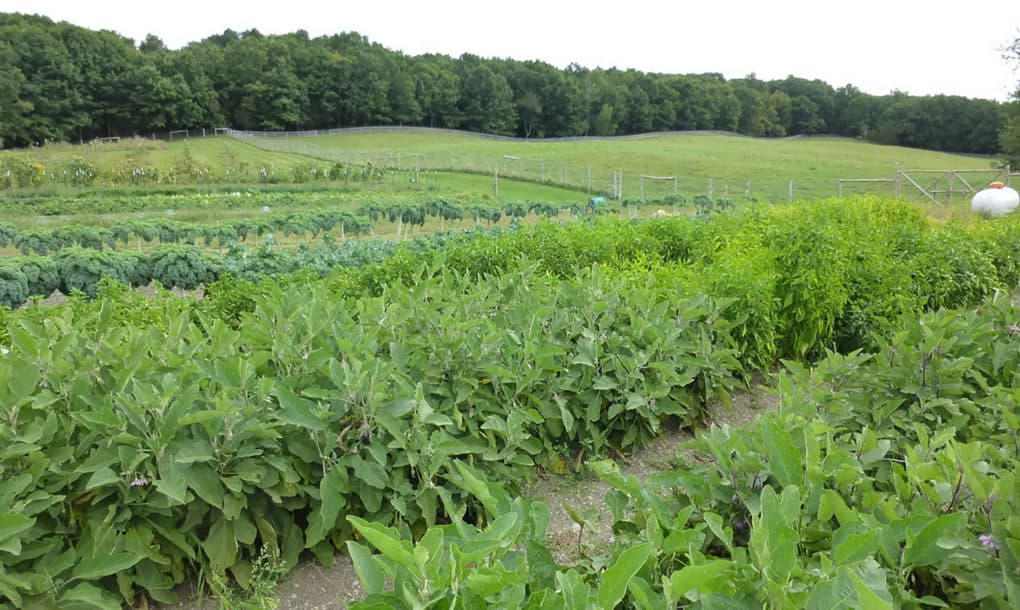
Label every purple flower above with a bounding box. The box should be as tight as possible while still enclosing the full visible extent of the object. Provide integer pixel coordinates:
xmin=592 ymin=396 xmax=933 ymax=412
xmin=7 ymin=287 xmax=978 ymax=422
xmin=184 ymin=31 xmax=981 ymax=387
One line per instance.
xmin=979 ymin=535 xmax=1000 ymax=552
xmin=130 ymin=477 xmax=149 ymax=487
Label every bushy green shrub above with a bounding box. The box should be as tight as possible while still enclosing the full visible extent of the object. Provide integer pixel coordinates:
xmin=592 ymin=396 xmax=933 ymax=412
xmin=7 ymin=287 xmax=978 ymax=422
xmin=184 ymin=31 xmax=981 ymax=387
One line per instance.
xmin=19 ymin=256 xmax=60 ymax=297
xmin=54 ymin=247 xmax=138 ymax=297
xmin=149 ymin=245 xmax=221 ymax=290
xmin=0 ymin=262 xmax=29 ymax=308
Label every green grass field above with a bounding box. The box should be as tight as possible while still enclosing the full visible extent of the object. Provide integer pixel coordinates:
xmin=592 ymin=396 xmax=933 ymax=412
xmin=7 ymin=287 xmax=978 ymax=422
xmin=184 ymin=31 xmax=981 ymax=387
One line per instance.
xmin=5 ymin=131 xmax=1007 ymax=204
xmin=247 ymin=130 xmax=1007 ymax=201
xmin=0 ymin=136 xmax=586 ymax=202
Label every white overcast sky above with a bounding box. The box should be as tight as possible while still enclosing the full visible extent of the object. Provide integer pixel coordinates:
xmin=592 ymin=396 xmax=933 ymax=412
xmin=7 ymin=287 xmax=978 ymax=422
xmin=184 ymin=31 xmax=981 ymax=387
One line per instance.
xmin=4 ymin=0 xmax=1019 ymax=100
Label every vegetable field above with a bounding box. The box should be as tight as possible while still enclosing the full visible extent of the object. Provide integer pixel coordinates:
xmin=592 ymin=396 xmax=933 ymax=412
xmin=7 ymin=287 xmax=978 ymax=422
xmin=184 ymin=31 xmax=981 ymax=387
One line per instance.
xmin=1 ymin=197 xmax=1020 ymax=608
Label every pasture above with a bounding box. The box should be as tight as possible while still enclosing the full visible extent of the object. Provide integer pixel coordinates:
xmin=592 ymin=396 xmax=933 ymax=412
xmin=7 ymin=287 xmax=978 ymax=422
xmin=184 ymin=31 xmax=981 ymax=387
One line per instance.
xmin=242 ymin=129 xmax=1006 ymax=201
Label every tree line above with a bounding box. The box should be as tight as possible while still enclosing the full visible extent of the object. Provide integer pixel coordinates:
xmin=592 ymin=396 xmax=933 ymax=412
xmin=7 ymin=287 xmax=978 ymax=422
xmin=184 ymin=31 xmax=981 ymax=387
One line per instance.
xmin=0 ymin=12 xmax=1014 ymax=158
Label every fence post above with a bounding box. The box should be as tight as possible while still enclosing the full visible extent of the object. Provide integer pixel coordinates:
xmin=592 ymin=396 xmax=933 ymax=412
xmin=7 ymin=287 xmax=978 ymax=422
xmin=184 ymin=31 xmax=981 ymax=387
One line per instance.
xmin=894 ymin=163 xmax=901 ymax=197
xmin=708 ymin=177 xmax=713 ymax=199
xmin=788 ymin=180 xmax=793 ymax=202
xmin=587 ymin=167 xmax=592 ymax=195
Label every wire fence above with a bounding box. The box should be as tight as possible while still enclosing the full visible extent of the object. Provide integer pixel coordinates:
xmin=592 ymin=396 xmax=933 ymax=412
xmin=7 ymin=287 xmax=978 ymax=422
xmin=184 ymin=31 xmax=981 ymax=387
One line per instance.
xmin=87 ymin=126 xmax=1008 ymax=205
xmin=226 ymin=127 xmax=808 ymax=202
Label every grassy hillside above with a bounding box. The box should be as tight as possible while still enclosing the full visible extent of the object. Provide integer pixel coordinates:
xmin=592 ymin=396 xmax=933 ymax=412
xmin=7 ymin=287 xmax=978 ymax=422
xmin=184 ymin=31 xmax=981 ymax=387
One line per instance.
xmin=250 ymin=131 xmax=1005 ymax=201
xmin=0 ymin=137 xmax=585 ymax=202
xmin=3 ymin=131 xmax=1007 ymax=203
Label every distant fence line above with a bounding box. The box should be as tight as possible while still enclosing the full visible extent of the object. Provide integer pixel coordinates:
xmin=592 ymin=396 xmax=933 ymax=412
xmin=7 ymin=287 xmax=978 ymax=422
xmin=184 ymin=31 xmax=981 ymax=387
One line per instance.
xmin=99 ymin=126 xmax=1009 ymax=204
xmin=224 ymin=126 xmax=817 ymax=143
xmin=838 ymin=163 xmax=1018 ymax=205
xmin=227 ymin=128 xmax=812 ymax=202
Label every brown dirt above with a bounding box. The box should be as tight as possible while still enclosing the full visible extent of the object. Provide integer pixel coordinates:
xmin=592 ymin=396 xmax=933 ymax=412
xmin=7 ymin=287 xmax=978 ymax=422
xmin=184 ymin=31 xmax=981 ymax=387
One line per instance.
xmin=528 ymin=383 xmax=778 ymax=565
xmin=153 ymin=555 xmax=364 ymax=610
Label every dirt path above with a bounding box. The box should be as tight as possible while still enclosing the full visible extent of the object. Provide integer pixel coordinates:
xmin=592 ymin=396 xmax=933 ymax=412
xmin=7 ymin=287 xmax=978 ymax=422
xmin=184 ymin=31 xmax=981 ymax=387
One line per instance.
xmin=154 ymin=384 xmax=776 ymax=610
xmin=528 ymin=384 xmax=777 ymax=564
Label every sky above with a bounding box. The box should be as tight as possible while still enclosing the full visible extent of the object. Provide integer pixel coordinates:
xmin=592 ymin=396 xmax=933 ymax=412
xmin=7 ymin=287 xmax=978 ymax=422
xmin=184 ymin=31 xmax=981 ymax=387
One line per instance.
xmin=5 ymin=0 xmax=1020 ymax=101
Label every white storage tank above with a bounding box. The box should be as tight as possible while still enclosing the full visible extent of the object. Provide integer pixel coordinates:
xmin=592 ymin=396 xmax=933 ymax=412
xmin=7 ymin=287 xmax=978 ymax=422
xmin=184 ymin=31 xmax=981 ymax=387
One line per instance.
xmin=972 ymin=181 xmax=1020 ymax=217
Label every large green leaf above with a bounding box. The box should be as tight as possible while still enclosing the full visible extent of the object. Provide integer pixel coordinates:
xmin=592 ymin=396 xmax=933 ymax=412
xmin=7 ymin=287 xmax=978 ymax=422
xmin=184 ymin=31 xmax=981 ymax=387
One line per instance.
xmin=556 ymin=570 xmax=591 ymax=610
xmin=761 ymin=418 xmax=803 ymax=487
xmin=201 ymin=517 xmax=237 ymax=572
xmin=347 ymin=516 xmax=416 ymax=570
xmin=902 ymin=513 xmax=967 ymax=568
xmin=851 ymin=572 xmax=894 ymax=610
xmin=668 ymin=559 xmax=733 ymax=600
xmin=0 ymin=513 xmax=35 ymax=546
xmin=750 ymin=486 xmax=799 ymax=584
xmin=832 ymin=524 xmax=880 ymax=565
xmin=185 ymin=463 xmax=224 ymax=508
xmin=805 ymin=567 xmax=856 ymax=610
xmin=58 ymin=581 xmax=122 ymax=610
xmin=347 ymin=540 xmax=387 ymax=595
xmin=306 ymin=468 xmax=348 ymax=547
xmin=71 ymin=553 xmax=143 ymax=580
xmin=273 ymin=385 xmax=328 ymax=431
xmin=597 ymin=542 xmax=652 ymax=609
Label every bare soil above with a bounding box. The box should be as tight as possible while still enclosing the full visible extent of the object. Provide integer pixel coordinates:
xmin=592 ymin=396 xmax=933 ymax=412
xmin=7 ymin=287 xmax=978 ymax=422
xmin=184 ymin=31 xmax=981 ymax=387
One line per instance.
xmin=528 ymin=383 xmax=778 ymax=564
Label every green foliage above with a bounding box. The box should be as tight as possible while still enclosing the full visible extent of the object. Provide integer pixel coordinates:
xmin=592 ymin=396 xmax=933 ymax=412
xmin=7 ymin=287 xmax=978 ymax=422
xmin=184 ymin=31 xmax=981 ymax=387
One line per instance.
xmin=1 ymin=196 xmax=1020 ymax=607
xmin=0 ymin=222 xmax=15 ymax=247
xmin=17 ymin=256 xmax=59 ymax=297
xmin=53 ymin=247 xmax=142 ymax=297
xmin=65 ymin=155 xmax=97 ymax=187
xmin=200 ymin=275 xmax=261 ymax=327
xmin=349 ymin=296 xmax=1020 ymax=609
xmin=207 ymin=547 xmax=286 ymax=610
xmin=0 ymin=261 xmax=29 ymax=308
xmin=148 ymin=244 xmax=220 ymax=290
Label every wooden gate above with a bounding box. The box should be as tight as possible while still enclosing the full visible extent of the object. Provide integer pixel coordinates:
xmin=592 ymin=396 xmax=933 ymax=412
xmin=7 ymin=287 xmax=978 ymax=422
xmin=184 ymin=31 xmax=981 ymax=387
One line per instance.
xmin=839 ymin=164 xmax=1017 ymax=205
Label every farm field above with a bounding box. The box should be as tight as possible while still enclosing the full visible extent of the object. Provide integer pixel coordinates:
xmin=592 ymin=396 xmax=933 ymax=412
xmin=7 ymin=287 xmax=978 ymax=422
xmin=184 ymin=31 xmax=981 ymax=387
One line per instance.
xmin=243 ymin=130 xmax=1007 ymax=201
xmin=3 ymin=132 xmax=1009 ymax=205
xmin=1 ymin=197 xmax=1020 ymax=609
xmin=0 ymin=136 xmax=586 ymax=204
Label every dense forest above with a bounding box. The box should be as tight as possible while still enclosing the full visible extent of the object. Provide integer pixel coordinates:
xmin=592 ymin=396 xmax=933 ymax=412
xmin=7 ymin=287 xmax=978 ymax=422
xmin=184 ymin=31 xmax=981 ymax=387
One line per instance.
xmin=0 ymin=12 xmax=1014 ymax=157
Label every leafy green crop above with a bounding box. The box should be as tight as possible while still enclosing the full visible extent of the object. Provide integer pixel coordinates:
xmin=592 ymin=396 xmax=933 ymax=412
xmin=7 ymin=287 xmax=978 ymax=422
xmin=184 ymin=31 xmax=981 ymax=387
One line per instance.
xmin=347 ymin=295 xmax=1020 ymax=609
xmin=1 ymin=197 xmax=1020 ymax=607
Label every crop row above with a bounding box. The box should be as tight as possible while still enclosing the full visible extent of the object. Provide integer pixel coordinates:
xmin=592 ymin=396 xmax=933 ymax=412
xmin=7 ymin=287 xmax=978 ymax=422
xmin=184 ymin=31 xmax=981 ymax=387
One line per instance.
xmin=0 ymin=225 xmax=510 ymax=308
xmin=0 ymin=211 xmax=374 ymax=256
xmin=0 ymin=197 xmax=1018 ymax=607
xmin=0 ymin=199 xmax=602 ymax=258
xmin=350 ymin=296 xmax=1020 ymax=608
xmin=0 ymin=155 xmax=387 ymax=190
xmin=0 ymin=189 xmax=520 ymax=216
